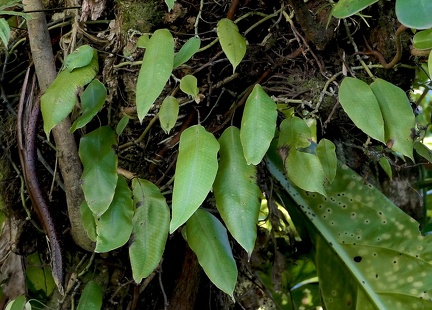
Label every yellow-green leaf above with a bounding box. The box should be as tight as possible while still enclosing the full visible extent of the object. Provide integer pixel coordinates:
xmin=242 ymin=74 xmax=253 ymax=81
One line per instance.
xmin=316 ymin=139 xmax=337 ymax=183
xmin=158 ymin=96 xmax=179 ymax=134
xmin=217 ymin=18 xmax=246 ymax=73
xmin=173 ymin=37 xmax=200 ymax=68
xmin=65 ymin=45 xmax=94 ymax=72
xmin=179 ymin=74 xmax=199 ymax=98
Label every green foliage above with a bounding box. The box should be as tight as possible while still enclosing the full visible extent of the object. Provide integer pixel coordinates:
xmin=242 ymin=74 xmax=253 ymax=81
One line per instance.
xmin=331 ymin=0 xmax=378 ymax=18
xmin=379 ymin=157 xmax=392 ymax=179
xmin=396 ymin=0 xmax=432 ymax=29
xmin=170 ymin=125 xmax=219 ymax=233
xmin=184 ymin=209 xmax=237 ymax=298
xmin=136 ymin=29 xmax=174 ymax=122
xmin=25 ymin=253 xmax=56 ymax=298
xmin=413 ymin=29 xmax=432 ymax=50
xmin=173 ymin=37 xmax=200 ymax=68
xmin=0 ymin=0 xmax=30 ymax=48
xmin=5 ymin=295 xmax=28 ymax=310
xmin=214 ymin=127 xmax=261 ymax=256
xmin=130 ymin=179 xmax=169 ymax=282
xmin=158 ymin=96 xmax=179 ymax=134
xmin=278 ymin=116 xmax=311 ymax=149
xmin=316 ymin=138 xmax=337 ymax=183
xmin=65 ymin=45 xmax=94 ymax=72
xmin=429 ymin=51 xmax=432 ymax=79
xmin=414 ymin=142 xmax=432 ymax=162
xmin=165 ymin=0 xmax=175 ymax=11
xmin=77 ymin=281 xmax=102 ymax=310
xmin=136 ymin=34 xmax=149 ymax=48
xmin=0 ymin=18 xmax=10 ymax=48
xmin=217 ymin=18 xmax=246 ymax=73
xmin=240 ymin=84 xmax=277 ymax=165
xmin=180 ymin=74 xmax=199 ymax=98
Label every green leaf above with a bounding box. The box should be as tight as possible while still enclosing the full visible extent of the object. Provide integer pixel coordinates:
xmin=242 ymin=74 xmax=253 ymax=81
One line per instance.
xmin=136 ymin=29 xmax=174 ymax=122
xmin=25 ymin=252 xmax=56 ymax=297
xmin=0 ymin=18 xmax=10 ymax=48
xmin=266 ymin=150 xmax=432 ymax=309
xmin=79 ymin=126 xmax=118 ymax=216
xmin=158 ymin=96 xmax=179 ymax=134
xmin=71 ymin=79 xmax=107 ymax=132
xmin=414 ymin=142 xmax=432 ymax=162
xmin=80 ymin=201 xmax=97 ymax=241
xmin=278 ymin=116 xmax=311 ymax=150
xmin=170 ymin=125 xmax=219 ymax=233
xmin=379 ymin=157 xmax=392 ymax=179
xmin=370 ymin=78 xmax=415 ymax=159
xmin=316 ymin=139 xmax=337 ymax=183
xmin=286 ymin=149 xmax=326 ymax=196
xmin=214 ymin=127 xmax=261 ymax=256
xmin=95 ymin=176 xmax=134 ymax=252
xmin=165 ymin=0 xmax=175 ymax=11
xmin=65 ymin=45 xmax=94 ymax=72
xmin=413 ymin=29 xmax=432 ymax=50
xmin=116 ymin=115 xmax=130 ymax=136
xmin=331 ymin=0 xmax=378 ymax=18
xmin=184 ymin=209 xmax=237 ymax=298
xmin=396 ymin=0 xmax=432 ymax=30
xmin=136 ymin=34 xmax=149 ymax=48
xmin=240 ymin=84 xmax=277 ymax=165
xmin=173 ymin=37 xmax=200 ymax=68
xmin=180 ymin=75 xmax=199 ymax=98
xmin=428 ymin=50 xmax=432 ymax=79
xmin=41 ymin=50 xmax=99 ymax=138
xmin=130 ymin=179 xmax=170 ymax=282
xmin=217 ymin=18 xmax=246 ymax=73
xmin=0 ymin=0 xmax=22 ymax=11
xmin=77 ymin=281 xmax=102 ymax=310
xmin=339 ymin=77 xmax=385 ymax=143
xmin=5 ymin=296 xmax=26 ymax=310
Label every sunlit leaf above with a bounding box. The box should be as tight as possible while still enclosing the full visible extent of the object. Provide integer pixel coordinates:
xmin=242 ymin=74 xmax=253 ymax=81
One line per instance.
xmin=173 ymin=37 xmax=200 ymax=68
xmin=5 ymin=296 xmax=26 ymax=310
xmin=339 ymin=77 xmax=385 ymax=143
xmin=396 ymin=0 xmax=432 ymax=29
xmin=71 ymin=79 xmax=107 ymax=132
xmin=65 ymin=45 xmax=94 ymax=72
xmin=136 ymin=35 xmax=149 ymax=48
xmin=95 ymin=176 xmax=134 ymax=252
xmin=79 ymin=126 xmax=118 ymax=216
xmin=214 ymin=127 xmax=260 ymax=256
xmin=217 ymin=18 xmax=246 ymax=73
xmin=184 ymin=209 xmax=237 ymax=298
xmin=130 ymin=179 xmax=170 ymax=282
xmin=331 ymin=0 xmax=378 ymax=18
xmin=413 ymin=29 xmax=432 ymax=50
xmin=41 ymin=50 xmax=99 ymax=138
xmin=170 ymin=125 xmax=219 ymax=233
xmin=240 ymin=84 xmax=277 ymax=165
xmin=136 ymin=29 xmax=174 ymax=122
xmin=180 ymin=75 xmax=199 ymax=98
xmin=158 ymin=96 xmax=179 ymax=134
xmin=77 ymin=281 xmax=102 ymax=310
xmin=316 ymin=139 xmax=337 ymax=183
xmin=0 ymin=18 xmax=10 ymax=48
xmin=278 ymin=116 xmax=311 ymax=150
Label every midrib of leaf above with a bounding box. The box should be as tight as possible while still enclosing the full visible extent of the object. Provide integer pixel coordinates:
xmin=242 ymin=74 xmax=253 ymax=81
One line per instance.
xmin=265 ymin=157 xmax=386 ymax=309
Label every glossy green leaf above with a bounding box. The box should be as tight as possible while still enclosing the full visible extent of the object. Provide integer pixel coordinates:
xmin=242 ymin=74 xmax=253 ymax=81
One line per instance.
xmin=339 ymin=77 xmax=384 ymax=143
xmin=331 ymin=0 xmax=378 ymax=18
xmin=428 ymin=50 xmax=432 ymax=79
xmin=286 ymin=149 xmax=326 ymax=196
xmin=414 ymin=142 xmax=432 ymax=162
xmin=130 ymin=179 xmax=170 ymax=282
xmin=278 ymin=116 xmax=311 ymax=150
xmin=25 ymin=253 xmax=56 ymax=297
xmin=214 ymin=127 xmax=260 ymax=256
xmin=79 ymin=126 xmax=118 ymax=216
xmin=240 ymin=84 xmax=277 ymax=165
xmin=217 ymin=18 xmax=246 ymax=73
xmin=266 ymin=148 xmax=432 ymax=309
xmin=158 ymin=96 xmax=179 ymax=134
xmin=184 ymin=208 xmax=237 ymax=298
xmin=80 ymin=201 xmax=97 ymax=241
xmin=316 ymin=139 xmax=337 ymax=183
xmin=0 ymin=18 xmax=10 ymax=48
xmin=136 ymin=29 xmax=174 ymax=122
xmin=71 ymin=79 xmax=107 ymax=132
xmin=65 ymin=45 xmax=94 ymax=72
xmin=95 ymin=176 xmax=134 ymax=252
xmin=413 ymin=29 xmax=432 ymax=50
xmin=379 ymin=157 xmax=392 ymax=179
xmin=370 ymin=78 xmax=414 ymax=159
xmin=165 ymin=0 xmax=175 ymax=11
xmin=170 ymin=125 xmax=219 ymax=233
xmin=173 ymin=37 xmax=200 ymax=68
xmin=41 ymin=50 xmax=98 ymax=138
xmin=180 ymin=75 xmax=199 ymax=98
xmin=77 ymin=281 xmax=102 ymax=310
xmin=116 ymin=115 xmax=130 ymax=136
xmin=136 ymin=34 xmax=149 ymax=48
xmin=5 ymin=296 xmax=26 ymax=310
xmin=396 ymin=0 xmax=432 ymax=30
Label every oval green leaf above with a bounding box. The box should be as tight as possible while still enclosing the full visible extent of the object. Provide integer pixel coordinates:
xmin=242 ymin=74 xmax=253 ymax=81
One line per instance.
xmin=316 ymin=139 xmax=337 ymax=184
xmin=173 ymin=37 xmax=200 ymax=68
xmin=165 ymin=0 xmax=175 ymax=11
xmin=41 ymin=50 xmax=99 ymax=138
xmin=116 ymin=115 xmax=130 ymax=136
xmin=170 ymin=125 xmax=219 ymax=233
xmin=71 ymin=79 xmax=107 ymax=132
xmin=339 ymin=77 xmax=384 ymax=143
xmin=130 ymin=179 xmax=170 ymax=282
xmin=77 ymin=281 xmax=102 ymax=310
xmin=217 ymin=18 xmax=246 ymax=73
xmin=370 ymin=78 xmax=414 ymax=159
xmin=240 ymin=84 xmax=277 ymax=165
xmin=278 ymin=116 xmax=311 ymax=150
xmin=413 ymin=29 xmax=432 ymax=50
xmin=136 ymin=29 xmax=174 ymax=122
xmin=158 ymin=96 xmax=179 ymax=134
xmin=65 ymin=45 xmax=94 ymax=72
xmin=331 ymin=0 xmax=378 ymax=18
xmin=180 ymin=74 xmax=199 ymax=98
xmin=95 ymin=176 xmax=134 ymax=253
xmin=379 ymin=157 xmax=392 ymax=179
xmin=0 ymin=18 xmax=10 ymax=48
xmin=136 ymin=34 xmax=149 ymax=48
xmin=184 ymin=208 xmax=237 ymax=298
xmin=214 ymin=127 xmax=261 ymax=256
xmin=396 ymin=0 xmax=432 ymax=29
xmin=5 ymin=296 xmax=26 ymax=310
xmin=286 ymin=149 xmax=326 ymax=196
xmin=79 ymin=126 xmax=118 ymax=216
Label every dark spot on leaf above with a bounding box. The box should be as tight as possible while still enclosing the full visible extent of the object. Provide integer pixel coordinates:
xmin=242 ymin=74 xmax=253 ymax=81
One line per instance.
xmin=382 ymin=220 xmax=387 ymax=224
xmin=373 ymin=253 xmax=377 ymax=256
xmin=136 ymin=201 xmax=143 ymax=208
xmin=354 ymin=256 xmax=362 ymax=262
xmin=362 ymin=281 xmax=365 ymax=284
xmin=329 ymin=242 xmax=333 ymax=246
xmin=318 ymin=205 xmax=323 ymax=209
xmin=353 ymin=243 xmax=356 ymax=245
xmin=327 ymin=209 xmax=331 ymax=213
xmin=377 ymin=237 xmax=381 ymax=241
xmin=375 ymin=274 xmax=378 ymax=278
xmin=379 ymin=211 xmax=383 ymax=215
xmin=393 ymin=260 xmax=397 ymax=264
xmin=342 ymin=205 xmax=347 ymax=208
xmin=323 ymin=215 xmax=327 ymax=219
